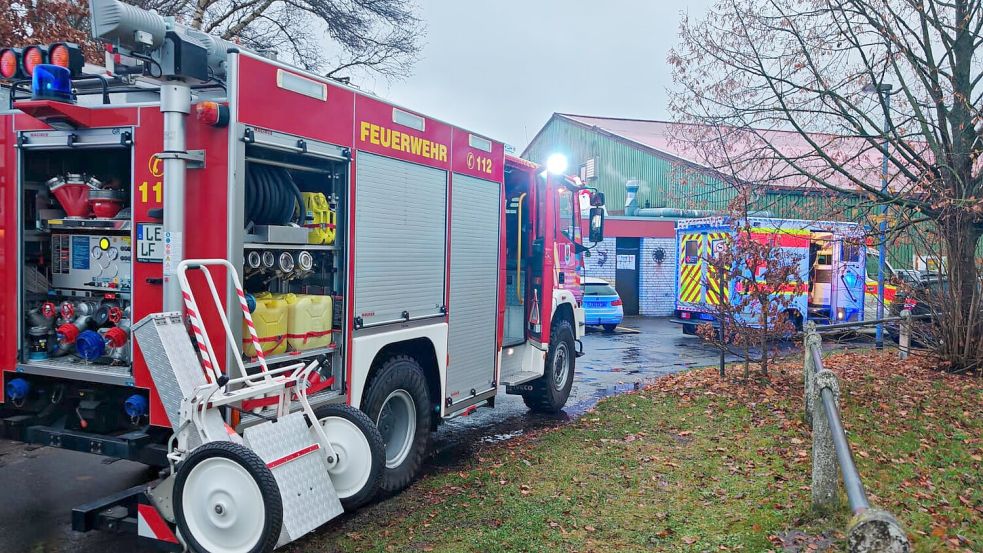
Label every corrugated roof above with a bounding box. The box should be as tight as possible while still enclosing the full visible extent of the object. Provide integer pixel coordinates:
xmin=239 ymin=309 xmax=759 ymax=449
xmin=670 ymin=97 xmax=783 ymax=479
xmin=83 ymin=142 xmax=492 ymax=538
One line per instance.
xmin=547 ymin=113 xmax=915 ymax=193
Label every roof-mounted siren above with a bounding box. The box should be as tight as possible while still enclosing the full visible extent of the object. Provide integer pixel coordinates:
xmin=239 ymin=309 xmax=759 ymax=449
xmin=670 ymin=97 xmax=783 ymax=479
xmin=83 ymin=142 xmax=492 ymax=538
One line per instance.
xmin=88 ymin=0 xmax=230 ymax=82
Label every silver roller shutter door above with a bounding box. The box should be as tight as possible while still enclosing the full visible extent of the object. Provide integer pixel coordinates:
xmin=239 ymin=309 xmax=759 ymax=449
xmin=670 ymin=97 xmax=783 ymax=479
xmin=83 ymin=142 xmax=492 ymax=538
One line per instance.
xmin=354 ymin=152 xmax=448 ymax=327
xmin=446 ymin=174 xmax=501 ymax=405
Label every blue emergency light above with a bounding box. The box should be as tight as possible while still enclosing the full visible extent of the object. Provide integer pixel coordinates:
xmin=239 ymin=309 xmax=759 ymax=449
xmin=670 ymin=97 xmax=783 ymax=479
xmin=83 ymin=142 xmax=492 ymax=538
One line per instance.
xmin=31 ymin=63 xmax=73 ymax=103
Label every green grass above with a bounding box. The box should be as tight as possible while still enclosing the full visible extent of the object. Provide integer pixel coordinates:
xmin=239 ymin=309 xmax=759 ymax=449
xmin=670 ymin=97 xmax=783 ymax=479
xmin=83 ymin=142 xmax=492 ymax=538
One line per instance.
xmin=289 ymin=351 xmax=981 ymax=552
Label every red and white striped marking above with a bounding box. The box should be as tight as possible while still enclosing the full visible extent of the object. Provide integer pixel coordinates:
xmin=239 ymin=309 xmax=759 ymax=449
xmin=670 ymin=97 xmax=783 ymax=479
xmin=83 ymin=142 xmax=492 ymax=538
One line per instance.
xmin=182 ymin=291 xmax=218 ymax=381
xmin=238 ymin=289 xmax=269 ymax=374
xmin=266 ymin=443 xmax=320 ymax=469
xmin=137 ymin=504 xmax=179 ymax=544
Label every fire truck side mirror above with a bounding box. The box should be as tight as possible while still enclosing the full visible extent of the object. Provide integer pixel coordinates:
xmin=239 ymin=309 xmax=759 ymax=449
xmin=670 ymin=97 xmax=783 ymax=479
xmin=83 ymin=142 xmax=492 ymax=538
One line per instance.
xmin=589 ymin=207 xmax=605 ymax=243
xmin=590 ymin=191 xmax=605 ymax=207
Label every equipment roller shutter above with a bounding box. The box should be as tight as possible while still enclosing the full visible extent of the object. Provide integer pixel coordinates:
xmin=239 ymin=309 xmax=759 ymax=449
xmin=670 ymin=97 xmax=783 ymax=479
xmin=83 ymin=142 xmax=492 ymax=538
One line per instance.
xmin=446 ymin=174 xmax=500 ymax=406
xmin=354 ymin=152 xmax=447 ymax=327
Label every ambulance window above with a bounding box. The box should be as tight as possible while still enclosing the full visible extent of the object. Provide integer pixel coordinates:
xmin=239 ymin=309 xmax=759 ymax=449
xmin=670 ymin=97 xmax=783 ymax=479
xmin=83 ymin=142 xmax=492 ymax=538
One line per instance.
xmin=684 ymin=240 xmax=699 ymax=263
xmin=841 ymin=242 xmax=863 ymax=263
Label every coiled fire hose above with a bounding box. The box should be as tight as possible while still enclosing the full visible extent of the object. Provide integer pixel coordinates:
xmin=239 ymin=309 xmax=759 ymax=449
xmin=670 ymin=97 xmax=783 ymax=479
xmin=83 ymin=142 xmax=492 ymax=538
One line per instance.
xmin=245 ymin=164 xmax=305 ymax=226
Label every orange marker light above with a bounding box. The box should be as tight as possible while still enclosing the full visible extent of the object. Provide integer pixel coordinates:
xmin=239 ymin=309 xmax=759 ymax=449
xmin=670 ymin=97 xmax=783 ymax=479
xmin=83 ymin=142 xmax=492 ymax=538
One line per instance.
xmin=0 ymin=49 xmax=19 ymax=79
xmin=195 ymin=101 xmax=229 ymax=127
xmin=22 ymin=46 xmax=45 ymax=76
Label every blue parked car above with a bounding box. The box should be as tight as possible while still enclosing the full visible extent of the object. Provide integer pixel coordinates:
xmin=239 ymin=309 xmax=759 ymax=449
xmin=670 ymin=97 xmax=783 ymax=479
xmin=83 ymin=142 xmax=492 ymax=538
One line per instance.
xmin=582 ymin=277 xmax=624 ymax=332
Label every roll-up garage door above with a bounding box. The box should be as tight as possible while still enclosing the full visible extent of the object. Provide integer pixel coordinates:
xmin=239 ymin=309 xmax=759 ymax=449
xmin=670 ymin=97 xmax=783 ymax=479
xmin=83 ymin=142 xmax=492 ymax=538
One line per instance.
xmin=354 ymin=152 xmax=448 ymax=328
xmin=445 ymin=174 xmax=501 ymax=407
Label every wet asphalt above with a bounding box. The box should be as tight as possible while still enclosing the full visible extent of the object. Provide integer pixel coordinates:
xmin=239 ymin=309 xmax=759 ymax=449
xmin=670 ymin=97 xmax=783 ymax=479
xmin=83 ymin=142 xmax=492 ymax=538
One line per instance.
xmin=0 ymin=317 xmax=853 ymax=552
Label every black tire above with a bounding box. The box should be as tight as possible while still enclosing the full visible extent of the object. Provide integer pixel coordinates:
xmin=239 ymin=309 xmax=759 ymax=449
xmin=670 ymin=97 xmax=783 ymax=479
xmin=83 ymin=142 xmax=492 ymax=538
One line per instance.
xmin=682 ymin=323 xmax=697 ymax=336
xmin=311 ymin=403 xmax=385 ymax=511
xmin=602 ymin=323 xmax=618 ymax=333
xmin=361 ymin=355 xmax=432 ymax=494
xmin=786 ymin=310 xmax=804 ymax=332
xmin=522 ymin=319 xmax=576 ymax=413
xmin=174 ymin=442 xmax=282 ymax=553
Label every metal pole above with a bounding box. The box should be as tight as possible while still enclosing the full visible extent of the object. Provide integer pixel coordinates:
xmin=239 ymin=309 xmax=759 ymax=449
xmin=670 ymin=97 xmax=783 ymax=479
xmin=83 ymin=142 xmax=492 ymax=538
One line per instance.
xmin=875 ymin=92 xmax=890 ymax=349
xmin=718 ymin=268 xmax=726 ymax=378
xmin=899 ymin=309 xmax=911 ymax=360
xmin=161 ymin=82 xmax=192 ymax=312
xmin=820 ymin=384 xmax=870 ymax=514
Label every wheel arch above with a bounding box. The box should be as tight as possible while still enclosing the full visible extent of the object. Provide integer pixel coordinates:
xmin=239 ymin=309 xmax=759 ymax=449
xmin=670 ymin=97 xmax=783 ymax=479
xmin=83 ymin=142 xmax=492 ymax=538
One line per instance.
xmin=551 ymin=290 xmax=579 ymax=331
xmin=349 ymin=324 xmax=447 ymax=417
xmin=366 ymin=338 xmax=440 ymax=419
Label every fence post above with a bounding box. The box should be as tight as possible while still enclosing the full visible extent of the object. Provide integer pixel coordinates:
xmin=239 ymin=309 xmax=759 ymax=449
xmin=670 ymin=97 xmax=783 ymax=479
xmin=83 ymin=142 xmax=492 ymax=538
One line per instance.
xmin=898 ymin=309 xmax=911 ymax=360
xmin=803 ymin=321 xmax=820 ymax=425
xmin=848 ymin=509 xmax=911 ymax=553
xmin=811 ymin=368 xmax=839 ymax=511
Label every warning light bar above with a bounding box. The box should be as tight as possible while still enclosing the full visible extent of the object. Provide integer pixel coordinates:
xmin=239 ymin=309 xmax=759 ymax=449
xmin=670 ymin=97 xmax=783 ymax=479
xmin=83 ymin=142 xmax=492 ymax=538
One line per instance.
xmin=0 ymin=42 xmax=85 ymax=80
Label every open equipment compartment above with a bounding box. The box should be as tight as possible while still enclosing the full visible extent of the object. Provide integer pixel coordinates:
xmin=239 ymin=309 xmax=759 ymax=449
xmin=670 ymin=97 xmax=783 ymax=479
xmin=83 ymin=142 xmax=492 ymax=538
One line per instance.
xmin=235 ymin=132 xmax=349 ymax=400
xmin=18 ymin=133 xmax=134 ymax=382
xmin=9 ymin=127 xmax=150 ymax=437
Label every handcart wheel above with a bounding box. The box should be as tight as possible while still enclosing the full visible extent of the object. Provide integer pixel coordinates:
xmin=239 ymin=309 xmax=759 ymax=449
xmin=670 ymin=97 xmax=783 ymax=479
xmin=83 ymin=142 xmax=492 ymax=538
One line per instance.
xmin=174 ymin=442 xmax=282 ymax=553
xmin=313 ymin=403 xmax=385 ymax=510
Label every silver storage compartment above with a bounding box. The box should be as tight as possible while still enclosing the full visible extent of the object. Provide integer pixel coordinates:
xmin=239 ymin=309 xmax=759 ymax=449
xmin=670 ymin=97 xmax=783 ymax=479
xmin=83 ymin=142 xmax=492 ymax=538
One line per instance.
xmin=445 ymin=174 xmax=500 ymax=405
xmin=353 ymin=152 xmax=447 ymax=327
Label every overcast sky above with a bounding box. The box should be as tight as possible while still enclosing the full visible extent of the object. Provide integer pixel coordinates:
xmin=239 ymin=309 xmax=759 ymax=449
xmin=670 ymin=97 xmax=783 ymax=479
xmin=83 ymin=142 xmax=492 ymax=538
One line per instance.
xmin=374 ymin=1 xmax=714 ymax=152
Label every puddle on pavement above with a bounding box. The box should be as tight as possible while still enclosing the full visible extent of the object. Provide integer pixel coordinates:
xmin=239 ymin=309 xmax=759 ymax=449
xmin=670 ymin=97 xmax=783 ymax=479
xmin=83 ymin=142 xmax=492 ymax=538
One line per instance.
xmin=480 ymin=429 xmax=525 ymax=444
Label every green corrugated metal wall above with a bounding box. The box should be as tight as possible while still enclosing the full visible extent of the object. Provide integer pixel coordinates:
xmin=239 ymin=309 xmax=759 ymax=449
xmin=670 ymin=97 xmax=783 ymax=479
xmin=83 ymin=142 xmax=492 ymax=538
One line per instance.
xmin=524 ymin=116 xmax=922 ymax=268
xmin=523 ymin=117 xmax=737 ymax=213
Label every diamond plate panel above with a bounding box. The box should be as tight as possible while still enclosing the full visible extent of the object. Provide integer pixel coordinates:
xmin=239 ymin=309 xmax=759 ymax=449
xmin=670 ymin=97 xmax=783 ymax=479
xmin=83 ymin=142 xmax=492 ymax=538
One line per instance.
xmin=132 ymin=312 xmax=209 ymax=428
xmin=243 ymin=413 xmax=342 ymax=545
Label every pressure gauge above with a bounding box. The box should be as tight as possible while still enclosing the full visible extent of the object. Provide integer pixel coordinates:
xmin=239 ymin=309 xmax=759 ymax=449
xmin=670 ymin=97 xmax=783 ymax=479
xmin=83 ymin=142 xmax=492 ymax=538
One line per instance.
xmin=91 ymin=246 xmax=104 ymax=260
xmin=297 ymin=250 xmax=314 ymax=272
xmin=107 ymin=247 xmax=119 ymax=261
xmin=261 ymin=251 xmax=275 ymax=269
xmin=247 ymin=250 xmax=262 ymax=269
xmin=278 ymin=252 xmax=295 ymax=273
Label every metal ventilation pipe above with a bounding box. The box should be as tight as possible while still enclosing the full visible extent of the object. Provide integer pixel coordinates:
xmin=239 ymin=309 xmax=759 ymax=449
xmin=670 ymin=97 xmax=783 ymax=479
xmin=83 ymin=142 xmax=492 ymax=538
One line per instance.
xmin=624 ymin=180 xmax=641 ymax=216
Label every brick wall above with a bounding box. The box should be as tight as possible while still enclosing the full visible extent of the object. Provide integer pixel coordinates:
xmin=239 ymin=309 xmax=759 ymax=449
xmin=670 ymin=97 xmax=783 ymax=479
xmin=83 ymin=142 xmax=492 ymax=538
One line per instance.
xmin=581 ymin=237 xmax=617 ymax=284
xmin=580 ymin=237 xmax=677 ymax=317
xmin=639 ymin=238 xmax=677 ymax=316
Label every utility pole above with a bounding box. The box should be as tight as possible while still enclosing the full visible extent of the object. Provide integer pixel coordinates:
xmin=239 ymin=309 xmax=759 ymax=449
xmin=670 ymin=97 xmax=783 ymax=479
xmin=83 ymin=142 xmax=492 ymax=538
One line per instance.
xmin=863 ymin=82 xmax=894 ymax=349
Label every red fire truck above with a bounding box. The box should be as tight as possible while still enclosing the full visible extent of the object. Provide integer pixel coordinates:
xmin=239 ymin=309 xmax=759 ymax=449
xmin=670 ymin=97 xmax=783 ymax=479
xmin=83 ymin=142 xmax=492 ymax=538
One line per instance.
xmin=0 ymin=1 xmax=605 ymax=549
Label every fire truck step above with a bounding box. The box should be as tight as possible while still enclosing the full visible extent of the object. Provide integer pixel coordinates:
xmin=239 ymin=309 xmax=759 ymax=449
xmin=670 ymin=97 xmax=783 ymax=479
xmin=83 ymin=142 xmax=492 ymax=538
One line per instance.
xmin=500 ymin=371 xmax=541 ymax=386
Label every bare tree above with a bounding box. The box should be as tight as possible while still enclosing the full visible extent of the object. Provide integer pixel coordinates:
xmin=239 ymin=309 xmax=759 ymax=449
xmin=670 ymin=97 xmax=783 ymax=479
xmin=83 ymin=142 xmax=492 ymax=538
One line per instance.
xmin=669 ymin=0 xmax=983 ymax=373
xmin=134 ymin=0 xmax=423 ymax=78
xmin=2 ymin=0 xmax=422 ymax=79
xmin=0 ymin=0 xmax=103 ymax=61
xmin=697 ymin=194 xmax=803 ymax=380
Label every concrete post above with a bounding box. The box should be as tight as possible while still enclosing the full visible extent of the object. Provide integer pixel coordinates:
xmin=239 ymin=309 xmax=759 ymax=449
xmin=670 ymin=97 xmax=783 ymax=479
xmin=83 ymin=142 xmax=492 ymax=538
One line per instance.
xmin=898 ymin=309 xmax=911 ymax=360
xmin=811 ymin=369 xmax=840 ymax=510
xmin=803 ymin=322 xmax=820 ymax=426
xmin=848 ymin=508 xmax=910 ymax=552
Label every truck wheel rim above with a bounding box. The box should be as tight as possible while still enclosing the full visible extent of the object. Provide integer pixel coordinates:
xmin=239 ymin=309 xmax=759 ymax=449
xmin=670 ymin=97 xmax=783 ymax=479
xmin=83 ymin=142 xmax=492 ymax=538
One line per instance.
xmin=552 ymin=342 xmax=570 ymax=390
xmin=319 ymin=415 xmax=373 ymax=498
xmin=376 ymin=389 xmax=416 ymax=469
xmin=182 ymin=457 xmax=265 ymax=553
